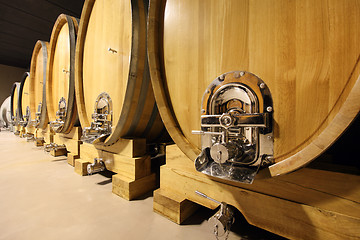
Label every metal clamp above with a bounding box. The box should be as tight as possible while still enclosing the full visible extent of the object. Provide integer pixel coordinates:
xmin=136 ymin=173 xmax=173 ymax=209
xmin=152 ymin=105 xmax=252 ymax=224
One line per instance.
xmin=82 ymin=92 xmax=113 ymax=144
xmin=193 ymin=71 xmax=274 ymax=184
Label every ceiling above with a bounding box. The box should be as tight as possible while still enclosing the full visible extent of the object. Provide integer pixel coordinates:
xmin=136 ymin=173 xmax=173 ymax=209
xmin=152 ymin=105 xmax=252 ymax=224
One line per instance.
xmin=0 ymin=0 xmax=85 ymax=69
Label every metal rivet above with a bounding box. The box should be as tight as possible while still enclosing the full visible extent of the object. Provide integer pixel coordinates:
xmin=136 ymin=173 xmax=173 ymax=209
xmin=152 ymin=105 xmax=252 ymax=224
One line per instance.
xmin=267 ymin=106 xmax=273 ymax=112
xmin=219 ymin=74 xmax=226 ymax=81
xmin=260 ymin=83 xmax=265 ymax=89
xmin=234 ymin=72 xmax=240 ymax=79
xmin=206 ymin=90 xmax=210 ymax=94
xmin=267 ymin=135 xmax=272 ymax=139
xmin=201 ymin=109 xmax=205 ymax=114
xmin=240 ymin=71 xmax=245 ymax=76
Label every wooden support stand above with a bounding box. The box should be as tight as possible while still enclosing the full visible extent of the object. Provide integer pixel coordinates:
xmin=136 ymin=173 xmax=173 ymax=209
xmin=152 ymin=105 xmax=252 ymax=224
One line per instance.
xmin=14 ymin=125 xmax=21 ymax=136
xmin=34 ymin=127 xmax=52 ymax=146
xmin=19 ymin=126 xmax=26 ymax=138
xmin=154 ymin=145 xmax=360 ymax=239
xmin=51 ymin=127 xmax=82 ymax=161
xmin=75 ymin=139 xmax=158 ymax=200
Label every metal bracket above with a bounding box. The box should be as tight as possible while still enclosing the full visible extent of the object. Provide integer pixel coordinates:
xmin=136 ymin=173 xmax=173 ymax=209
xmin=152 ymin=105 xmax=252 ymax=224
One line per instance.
xmin=81 ymin=92 xmax=113 ymax=144
xmin=193 ymin=71 xmax=274 ymax=184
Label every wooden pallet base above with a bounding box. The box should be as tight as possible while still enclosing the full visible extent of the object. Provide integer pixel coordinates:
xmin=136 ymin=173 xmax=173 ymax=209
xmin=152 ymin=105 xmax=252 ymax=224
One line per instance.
xmin=75 ymin=140 xmax=158 ymax=200
xmin=154 ymin=145 xmax=360 ymax=239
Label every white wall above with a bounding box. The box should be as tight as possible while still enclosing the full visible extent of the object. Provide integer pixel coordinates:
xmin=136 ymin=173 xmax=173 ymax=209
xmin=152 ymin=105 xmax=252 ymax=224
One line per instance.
xmin=0 ymin=64 xmax=27 ymax=105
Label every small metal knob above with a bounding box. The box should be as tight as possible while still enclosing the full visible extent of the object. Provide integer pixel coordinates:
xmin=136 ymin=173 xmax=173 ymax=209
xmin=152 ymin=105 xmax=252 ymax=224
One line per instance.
xmin=108 ymin=47 xmax=118 ymax=54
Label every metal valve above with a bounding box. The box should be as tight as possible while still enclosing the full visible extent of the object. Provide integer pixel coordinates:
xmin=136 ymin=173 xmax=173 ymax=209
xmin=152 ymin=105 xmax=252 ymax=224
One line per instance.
xmin=25 ymin=133 xmax=35 ymax=142
xmin=82 ymin=92 xmax=113 ymax=144
xmin=193 ymin=71 xmax=274 ymax=184
xmin=49 ymin=97 xmax=66 ymax=133
xmin=44 ymin=142 xmax=66 ymax=152
xmin=195 ymin=191 xmax=235 ymax=240
xmin=87 ymin=158 xmax=106 ymax=175
xmin=34 ymin=102 xmax=43 ymax=127
xmin=19 ymin=106 xmax=31 ymax=127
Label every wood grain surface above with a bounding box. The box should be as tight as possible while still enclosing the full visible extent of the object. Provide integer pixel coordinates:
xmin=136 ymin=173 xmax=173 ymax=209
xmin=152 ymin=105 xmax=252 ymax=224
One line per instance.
xmin=76 ymin=0 xmax=167 ymax=145
xmin=46 ymin=14 xmax=79 ymax=133
xmin=29 ymin=40 xmax=49 ymax=129
xmin=148 ymin=0 xmax=360 ymax=175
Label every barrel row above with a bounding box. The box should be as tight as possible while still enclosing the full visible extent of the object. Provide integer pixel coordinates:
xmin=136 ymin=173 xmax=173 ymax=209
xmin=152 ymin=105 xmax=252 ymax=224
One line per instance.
xmin=6 ymin=0 xmax=358 ymax=174
xmin=1 ymin=1 xmax=359 ymax=239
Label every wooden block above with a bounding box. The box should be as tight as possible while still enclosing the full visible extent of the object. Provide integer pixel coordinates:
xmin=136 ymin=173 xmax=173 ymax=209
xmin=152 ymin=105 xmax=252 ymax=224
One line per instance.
xmin=55 ymin=135 xmax=80 ymax=155
xmin=75 ymin=158 xmax=91 ymax=176
xmin=153 ymin=188 xmax=199 ymax=224
xmin=112 ymin=173 xmax=157 ymax=200
xmin=60 ymin=126 xmax=82 ymax=140
xmin=67 ymin=153 xmax=79 ymax=166
xmin=80 ymin=142 xmax=151 ymax=180
xmin=53 ymin=134 xmax=65 ymax=145
xmin=80 ymin=142 xmax=101 ymax=163
xmin=102 ymin=151 xmax=151 ymax=180
xmin=95 ymin=138 xmax=146 ymax=158
xmin=35 ymin=138 xmax=44 ymax=147
xmin=50 ymin=147 xmax=67 ymax=157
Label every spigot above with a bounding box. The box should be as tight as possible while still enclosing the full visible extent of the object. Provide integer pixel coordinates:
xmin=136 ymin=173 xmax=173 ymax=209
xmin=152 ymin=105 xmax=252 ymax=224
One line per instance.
xmin=195 ymin=191 xmax=235 ymax=240
xmin=87 ymin=158 xmax=105 ymax=175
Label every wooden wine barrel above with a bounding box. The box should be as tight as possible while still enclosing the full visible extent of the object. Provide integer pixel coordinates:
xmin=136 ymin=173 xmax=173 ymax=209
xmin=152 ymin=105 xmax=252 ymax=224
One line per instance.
xmin=46 ymin=14 xmax=79 ymax=134
xmin=148 ymin=0 xmax=360 ymax=177
xmin=10 ymin=82 xmax=21 ymax=125
xmin=18 ymin=72 xmax=31 ymax=126
xmin=29 ymin=40 xmax=50 ymax=130
xmin=0 ymin=96 xmax=11 ymax=127
xmin=75 ymin=0 xmax=167 ymax=146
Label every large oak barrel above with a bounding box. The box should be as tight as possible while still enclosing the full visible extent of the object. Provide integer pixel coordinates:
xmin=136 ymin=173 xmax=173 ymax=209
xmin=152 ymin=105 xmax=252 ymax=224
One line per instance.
xmin=10 ymin=82 xmax=21 ymax=126
xmin=148 ymin=0 xmax=360 ymax=178
xmin=29 ymin=40 xmax=50 ymax=130
xmin=0 ymin=96 xmax=11 ymax=128
xmin=75 ymin=0 xmax=167 ymax=146
xmin=18 ymin=72 xmax=31 ymax=127
xmin=46 ymin=14 xmax=79 ymax=134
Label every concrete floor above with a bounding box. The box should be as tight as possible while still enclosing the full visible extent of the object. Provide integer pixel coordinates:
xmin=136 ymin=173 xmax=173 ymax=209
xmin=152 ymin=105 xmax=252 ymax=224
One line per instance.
xmin=0 ymin=131 xmax=284 ymax=240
